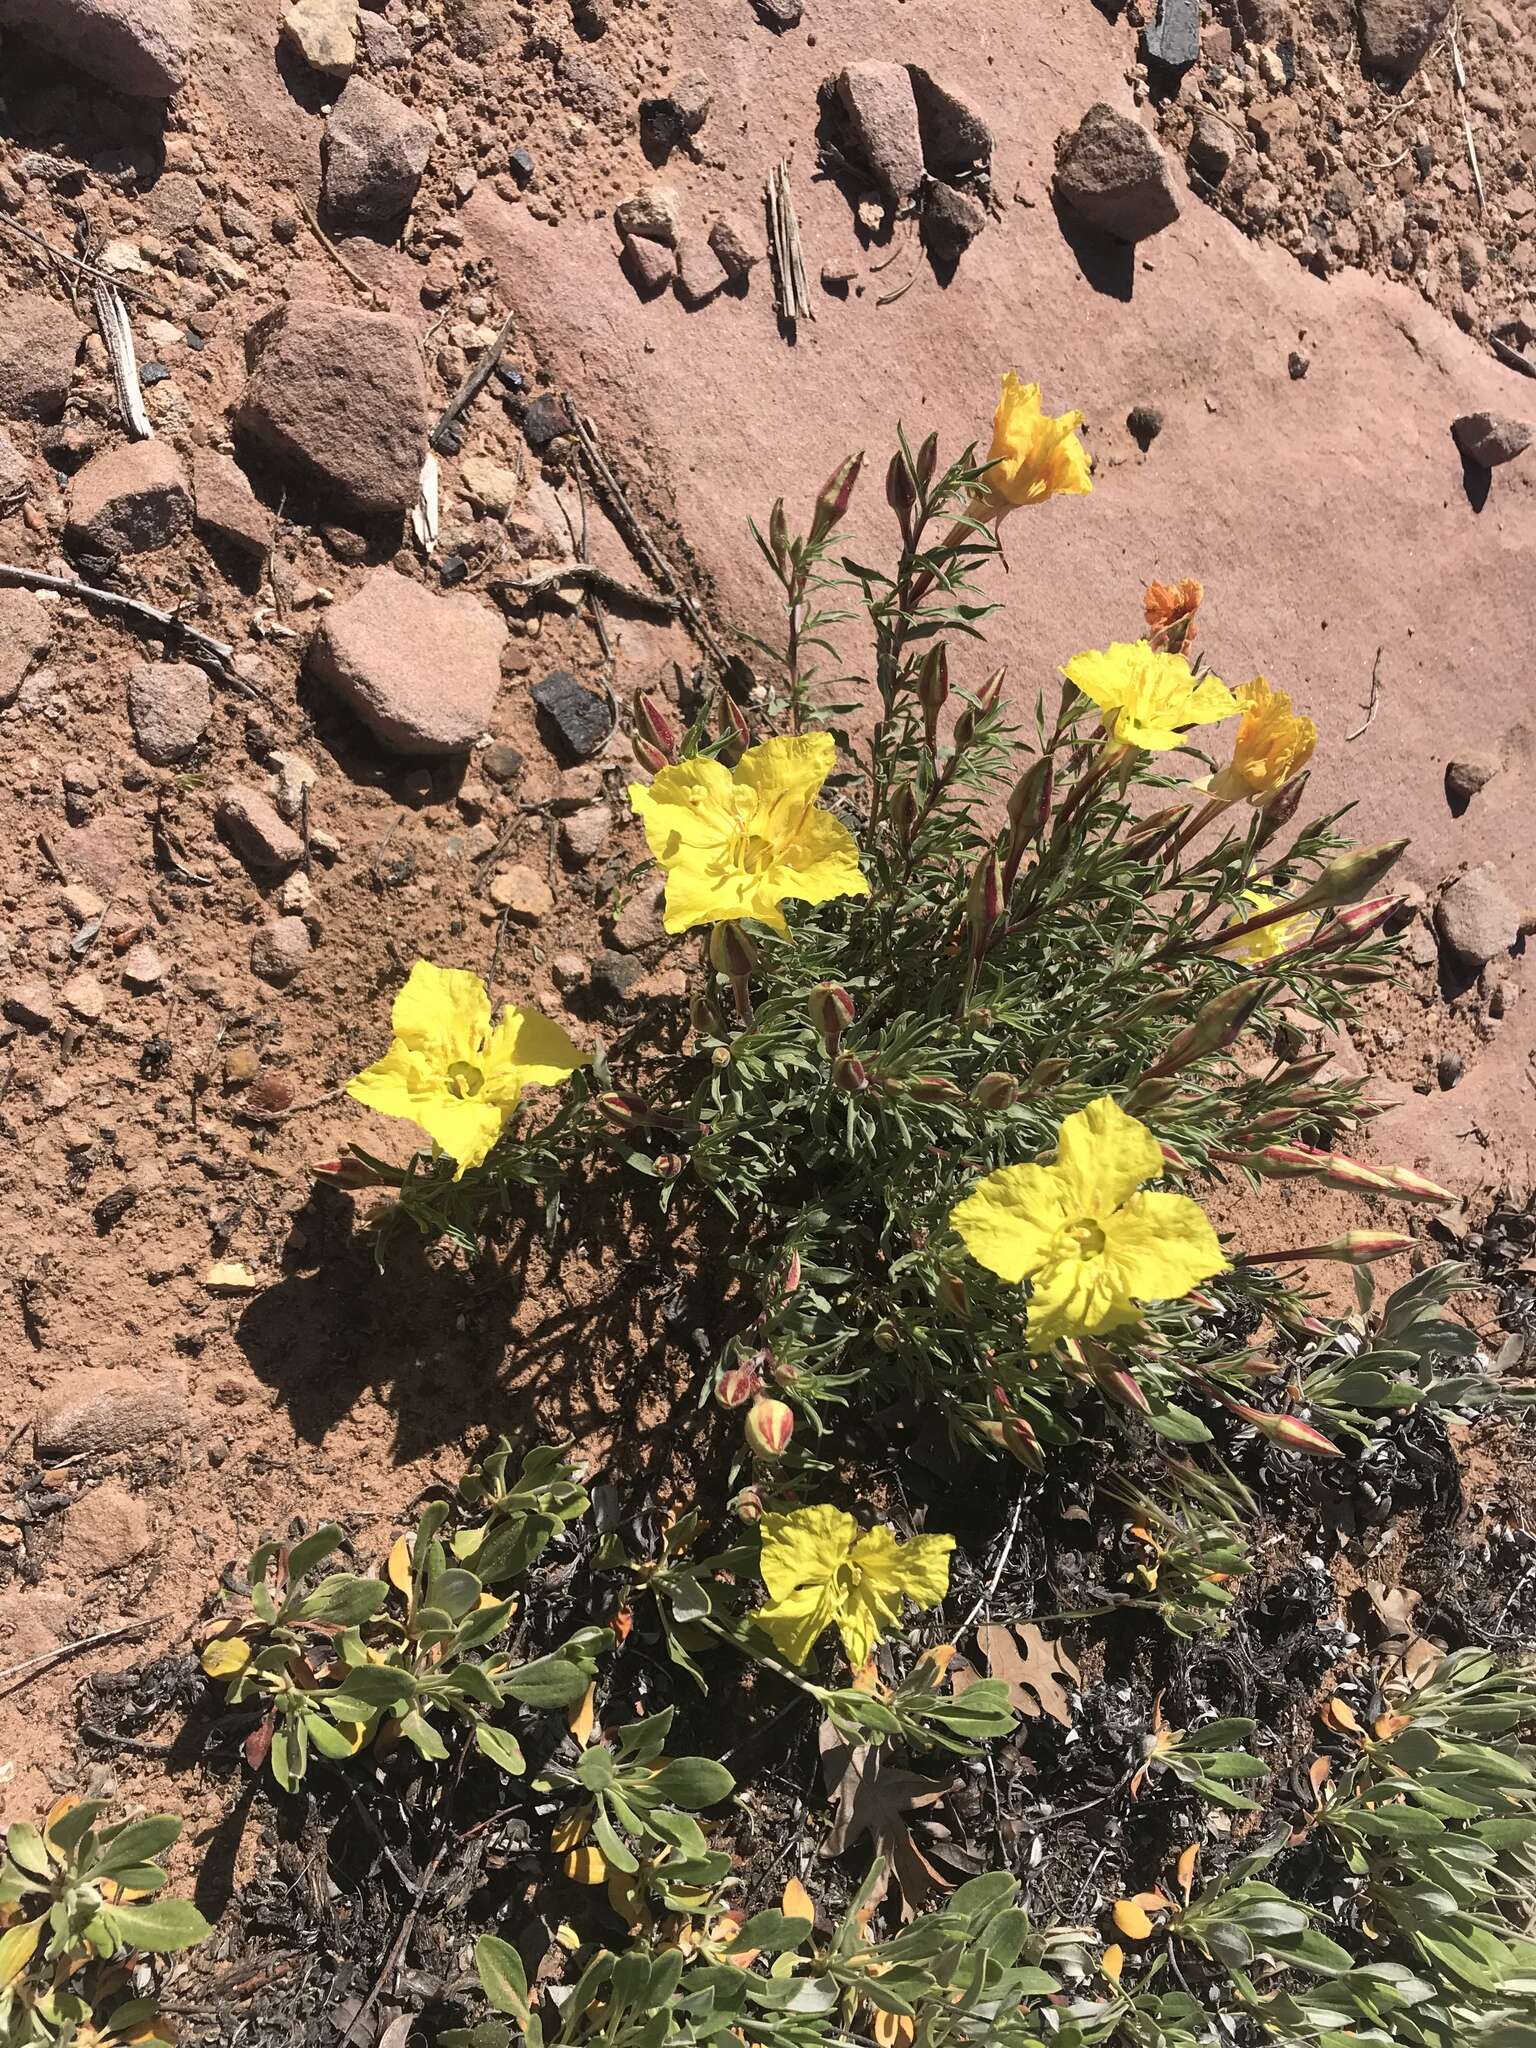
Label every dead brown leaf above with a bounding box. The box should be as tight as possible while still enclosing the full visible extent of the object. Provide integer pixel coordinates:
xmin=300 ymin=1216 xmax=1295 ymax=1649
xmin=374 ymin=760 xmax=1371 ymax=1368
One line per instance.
xmin=975 ymin=1621 xmax=1079 ymax=1725
xmin=818 ymin=1721 xmax=956 ymax=1920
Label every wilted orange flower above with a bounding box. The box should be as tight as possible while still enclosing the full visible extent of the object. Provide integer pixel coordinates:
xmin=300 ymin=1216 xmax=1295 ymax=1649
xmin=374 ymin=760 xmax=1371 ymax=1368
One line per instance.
xmin=1144 ymin=578 xmax=1204 ymax=653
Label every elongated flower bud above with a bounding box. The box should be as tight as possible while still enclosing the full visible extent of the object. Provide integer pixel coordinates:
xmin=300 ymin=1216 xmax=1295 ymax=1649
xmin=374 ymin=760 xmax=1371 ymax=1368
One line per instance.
xmin=1292 ymin=839 xmax=1410 ymax=915
xmin=809 ymin=450 xmax=864 ymax=544
xmin=808 ymin=983 xmax=856 ymax=1053
xmin=952 ymin=704 xmax=977 ymax=753
xmin=745 ymin=1398 xmax=794 ymax=1458
xmin=978 ymin=1403 xmax=1042 ymax=1469
xmin=885 ymin=448 xmax=916 ymax=526
xmin=1231 ymin=1404 xmax=1341 ymax=1457
xmin=1252 ymin=768 xmax=1310 ymax=849
xmin=1302 ymin=896 xmax=1401 ymax=956
xmin=1006 ymin=757 xmax=1053 ymax=850
xmin=1328 ymin=962 xmax=1395 ymax=986
xmin=1273 ymin=1050 xmax=1333 ymax=1087
xmin=1141 ymin=979 xmax=1269 ymax=1081
xmin=831 ymin=1053 xmax=868 ymax=1093
xmin=909 ymin=1075 xmax=965 ymax=1102
xmin=889 ymin=781 xmax=918 ymax=847
xmin=1377 ymin=1164 xmax=1455 ymax=1205
xmin=633 ymin=737 xmax=670 ymax=776
xmin=768 ymin=498 xmax=790 ymax=565
xmin=914 ymin=430 xmax=940 ymax=488
xmin=632 ymin=691 xmax=678 ymax=758
xmin=719 ymin=692 xmax=751 ymax=757
xmin=313 ymin=1154 xmax=385 ymax=1188
xmin=976 ymin=665 xmax=1007 ymax=714
xmin=709 ymin=922 xmax=757 ymax=981
xmin=975 ymin=1071 xmax=1018 ymax=1112
xmin=937 ymin=1272 xmax=969 ymax=1318
xmin=715 ymin=1364 xmax=761 ymax=1409
xmin=782 ymin=1251 xmax=802 ymax=1293
xmin=917 ymin=644 xmax=949 ymax=746
xmin=966 ymin=851 xmax=1004 ymax=956
xmin=596 ymin=1090 xmax=654 ymax=1132
xmin=872 ymin=1319 xmax=901 ymax=1352
xmin=1022 ymin=1056 xmax=1070 ymax=1096
xmin=1096 ymin=1362 xmax=1151 ymax=1413
xmin=732 ymin=1485 xmax=764 ymax=1524
xmin=1158 ymin=1139 xmax=1191 ymax=1174
xmin=1244 ymin=1230 xmax=1416 ymax=1266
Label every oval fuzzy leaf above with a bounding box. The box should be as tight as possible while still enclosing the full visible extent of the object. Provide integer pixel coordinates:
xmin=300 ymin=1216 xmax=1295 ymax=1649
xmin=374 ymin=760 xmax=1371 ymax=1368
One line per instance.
xmin=100 ymin=1898 xmax=212 ymax=1955
xmin=474 ymin=1934 xmax=530 ymax=2023
xmin=647 ymin=1758 xmax=734 ymax=1810
xmin=474 ymin=1723 xmax=527 ymax=1777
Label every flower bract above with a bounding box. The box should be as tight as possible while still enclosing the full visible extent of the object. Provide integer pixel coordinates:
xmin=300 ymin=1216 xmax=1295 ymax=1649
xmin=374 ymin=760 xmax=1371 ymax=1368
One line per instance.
xmin=629 ymin=732 xmax=869 ymax=935
xmin=974 ymin=372 xmax=1093 ymax=517
xmin=755 ymin=1504 xmax=954 ymax=1671
xmin=950 ymin=1095 xmax=1227 ymax=1343
xmin=1208 ymin=677 xmax=1317 ymax=804
xmin=1061 ymin=641 xmax=1238 ymax=753
xmin=347 ymin=960 xmax=587 ymax=1176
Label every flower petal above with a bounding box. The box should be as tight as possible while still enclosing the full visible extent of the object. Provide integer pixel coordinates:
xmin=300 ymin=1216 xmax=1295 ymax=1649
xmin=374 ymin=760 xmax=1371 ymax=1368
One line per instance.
xmin=767 ymin=807 xmax=870 ymax=909
xmin=1026 ymin=1250 xmax=1141 ymax=1343
xmin=390 ymin=960 xmax=491 ymax=1056
xmin=414 ymin=1091 xmax=511 ymax=1177
xmin=1101 ymin=1191 xmax=1228 ymax=1304
xmin=347 ymin=1043 xmax=429 ymax=1122
xmin=950 ymin=1164 xmax=1070 ymax=1283
xmin=756 ymin=1577 xmax=841 ymax=1668
xmin=757 ymin=1505 xmax=856 ymax=1602
xmin=661 ymin=854 xmax=767 ymax=934
xmin=487 ymin=1007 xmax=589 ymax=1089
xmin=628 ymin=757 xmax=740 ymax=860
xmin=852 ymin=1526 xmax=955 ymax=1611
xmin=1051 ymin=1095 xmax=1164 ymax=1219
xmin=733 ymin=731 xmax=836 ymax=809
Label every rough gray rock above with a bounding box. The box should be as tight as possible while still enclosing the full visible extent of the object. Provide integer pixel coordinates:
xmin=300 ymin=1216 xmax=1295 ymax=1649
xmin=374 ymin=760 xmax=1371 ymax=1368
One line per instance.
xmin=532 ymin=670 xmax=611 ymax=760
xmin=217 ymin=783 xmax=305 ymax=870
xmin=309 ymin=565 xmax=506 ymax=754
xmin=323 ymin=77 xmax=433 ymax=227
xmin=622 ymin=234 xmax=675 ymax=298
xmin=0 ymin=0 xmax=191 ymax=96
xmin=1188 ymin=112 xmax=1239 ymax=184
xmin=1054 ymin=102 xmax=1181 ymax=242
xmin=236 ymin=300 xmax=428 ymax=526
xmin=614 ymin=187 xmax=680 ymax=245
xmin=1356 ymin=0 xmax=1450 ymax=83
xmin=0 ymin=290 xmax=83 ymax=422
xmin=127 ymin=659 xmax=211 ymax=763
xmin=1451 ymin=411 xmax=1532 ymax=469
xmin=836 ymin=61 xmax=926 ymax=204
xmin=0 ymin=428 xmax=32 ymax=504
xmin=280 ymin=0 xmax=357 ymax=77
xmin=674 ymin=237 xmax=730 ymax=307
xmin=905 ymin=66 xmax=993 ymax=179
xmin=922 ymin=182 xmax=987 ymax=262
xmin=34 ymin=1367 xmax=188 ymax=1458
xmin=1434 ymin=865 xmax=1519 ymax=972
xmin=66 ymin=439 xmax=192 ymax=556
xmin=0 ymin=588 xmax=51 ymax=706
xmin=708 ymin=213 xmax=762 ymax=280
xmin=1444 ymin=753 xmax=1498 ymax=807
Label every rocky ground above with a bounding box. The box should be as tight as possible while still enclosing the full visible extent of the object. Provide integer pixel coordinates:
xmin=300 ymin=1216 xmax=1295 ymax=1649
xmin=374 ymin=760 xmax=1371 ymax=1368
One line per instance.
xmin=0 ymin=0 xmax=1533 ymax=1992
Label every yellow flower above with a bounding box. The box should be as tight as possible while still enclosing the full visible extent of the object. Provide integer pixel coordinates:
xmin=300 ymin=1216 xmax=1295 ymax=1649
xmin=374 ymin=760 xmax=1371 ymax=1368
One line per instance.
xmin=1217 ymin=890 xmax=1317 ymax=964
xmin=628 ymin=733 xmax=869 ymax=936
xmin=974 ymin=372 xmax=1093 ymax=517
xmin=1208 ymin=677 xmax=1316 ymax=804
xmin=755 ymin=1504 xmax=954 ymax=1671
xmin=1061 ymin=641 xmax=1238 ymax=753
xmin=347 ymin=960 xmax=587 ymax=1176
xmin=950 ymin=1096 xmax=1226 ymax=1344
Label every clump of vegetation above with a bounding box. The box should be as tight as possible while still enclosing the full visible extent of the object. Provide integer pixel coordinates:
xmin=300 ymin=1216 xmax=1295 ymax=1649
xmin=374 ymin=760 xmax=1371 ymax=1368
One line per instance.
xmin=0 ymin=1801 xmax=209 ymax=2048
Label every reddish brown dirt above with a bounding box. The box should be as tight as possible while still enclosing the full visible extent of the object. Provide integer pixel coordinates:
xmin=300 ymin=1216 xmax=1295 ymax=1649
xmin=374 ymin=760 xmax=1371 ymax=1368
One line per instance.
xmin=0 ymin=0 xmax=1532 ymax=1854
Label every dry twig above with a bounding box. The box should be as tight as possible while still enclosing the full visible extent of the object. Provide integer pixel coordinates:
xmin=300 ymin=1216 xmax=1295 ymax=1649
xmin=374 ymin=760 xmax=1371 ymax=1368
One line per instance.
xmin=767 ymin=159 xmax=814 ymax=326
xmin=0 ymin=215 xmax=174 ymax=316
xmin=0 ymin=1616 xmax=168 ymax=1700
xmin=1347 ymin=647 xmax=1384 ymax=742
xmin=431 ymin=306 xmax=517 ymax=452
xmin=92 ymin=282 xmax=153 ymax=441
xmin=0 ymin=561 xmax=255 ymax=689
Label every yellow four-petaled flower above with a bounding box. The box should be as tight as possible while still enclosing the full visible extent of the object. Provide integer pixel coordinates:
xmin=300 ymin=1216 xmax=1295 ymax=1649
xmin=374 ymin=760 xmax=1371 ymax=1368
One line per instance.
xmin=348 ymin=960 xmax=587 ymax=1176
xmin=1062 ymin=641 xmax=1238 ymax=754
xmin=950 ymin=1096 xmax=1226 ymax=1344
xmin=975 ymin=372 xmax=1093 ymax=518
xmin=628 ymin=732 xmax=869 ymax=936
xmin=755 ymin=1504 xmax=954 ymax=1671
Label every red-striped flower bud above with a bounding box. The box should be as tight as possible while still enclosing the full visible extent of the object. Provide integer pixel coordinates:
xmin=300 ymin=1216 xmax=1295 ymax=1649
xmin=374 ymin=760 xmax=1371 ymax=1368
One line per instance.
xmin=745 ymin=1398 xmax=794 ymax=1459
xmin=965 ymin=852 xmax=1004 ymax=954
xmin=1252 ymin=767 xmax=1310 ymax=848
xmin=313 ymin=1154 xmax=384 ymax=1188
xmin=1377 ymin=1164 xmax=1455 ymax=1205
xmin=914 ymin=430 xmax=940 ymax=488
xmin=975 ymin=665 xmax=1007 ymax=715
xmin=889 ymin=781 xmax=918 ymax=847
xmin=917 ymin=644 xmax=950 ymax=746
xmin=596 ymin=1091 xmax=654 ymax=1131
xmin=1096 ymin=1364 xmax=1151 ymax=1413
xmin=632 ymin=691 xmax=677 ymax=758
xmin=732 ymin=1485 xmax=764 ymax=1524
xmin=782 ymin=1251 xmax=802 ymax=1293
xmin=709 ymin=922 xmax=757 ymax=980
xmin=1302 ymin=896 xmax=1401 ymax=956
xmin=909 ymin=1075 xmax=964 ymax=1102
xmin=1229 ymin=1403 xmax=1342 ymax=1458
xmin=654 ymin=1152 xmax=685 ymax=1180
xmin=978 ymin=1411 xmax=1043 ymax=1469
xmin=808 ymin=982 xmax=856 ymax=1048
xmin=975 ymin=1072 xmax=1019 ymax=1112
xmin=1158 ymin=1139 xmax=1191 ymax=1174
xmin=719 ymin=692 xmax=751 ymax=755
xmin=809 ymin=450 xmax=864 ymax=544
xmin=1244 ymin=1230 xmax=1416 ymax=1266
xmin=831 ymin=1053 xmax=868 ymax=1093
xmin=1326 ymin=962 xmax=1395 ymax=986
xmin=1022 ymin=1056 xmax=1070 ymax=1096
xmin=632 ymin=737 xmax=670 ymax=776
xmin=1006 ymin=757 xmax=1053 ymax=851
xmin=715 ymin=1364 xmax=762 ymax=1409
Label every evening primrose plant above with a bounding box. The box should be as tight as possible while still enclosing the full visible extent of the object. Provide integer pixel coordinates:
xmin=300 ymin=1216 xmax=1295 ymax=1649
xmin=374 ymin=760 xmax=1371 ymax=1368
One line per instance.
xmin=333 ymin=370 xmax=1501 ymax=1514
